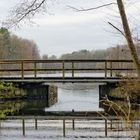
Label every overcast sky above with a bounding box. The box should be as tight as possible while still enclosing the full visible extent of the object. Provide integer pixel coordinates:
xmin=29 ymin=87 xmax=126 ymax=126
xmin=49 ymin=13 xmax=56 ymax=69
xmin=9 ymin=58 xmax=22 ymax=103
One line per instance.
xmin=0 ymin=0 xmax=140 ymax=57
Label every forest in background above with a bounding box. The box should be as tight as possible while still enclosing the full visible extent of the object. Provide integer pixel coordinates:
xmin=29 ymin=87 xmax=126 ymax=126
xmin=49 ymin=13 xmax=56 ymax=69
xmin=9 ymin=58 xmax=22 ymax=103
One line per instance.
xmin=0 ymin=27 xmax=40 ymax=60
xmin=42 ymin=41 xmax=140 ymax=72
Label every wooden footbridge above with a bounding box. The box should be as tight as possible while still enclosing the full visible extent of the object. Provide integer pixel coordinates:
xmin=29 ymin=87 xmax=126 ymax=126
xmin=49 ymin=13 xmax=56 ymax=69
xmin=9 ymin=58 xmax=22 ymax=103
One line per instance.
xmin=0 ymin=59 xmax=137 ymax=83
xmin=1 ymin=60 xmax=139 ymax=139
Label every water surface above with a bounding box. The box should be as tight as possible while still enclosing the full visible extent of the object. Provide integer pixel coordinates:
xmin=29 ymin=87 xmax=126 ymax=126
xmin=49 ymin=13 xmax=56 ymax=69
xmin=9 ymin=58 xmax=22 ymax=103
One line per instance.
xmin=45 ymin=85 xmax=103 ymax=112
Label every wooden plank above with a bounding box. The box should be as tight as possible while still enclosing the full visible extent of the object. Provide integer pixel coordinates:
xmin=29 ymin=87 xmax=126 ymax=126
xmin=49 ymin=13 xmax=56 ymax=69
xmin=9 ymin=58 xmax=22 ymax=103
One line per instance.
xmin=105 ymin=119 xmax=107 ymax=137
xmin=63 ymin=119 xmax=66 ymax=137
xmin=0 ymin=77 xmax=134 ymax=83
xmin=0 ymin=59 xmax=134 ymax=64
xmin=72 ymin=62 xmax=74 ymax=77
xmin=35 ymin=119 xmax=38 ymax=130
xmin=110 ymin=61 xmax=113 ymax=77
xmin=0 ymin=68 xmax=136 ymax=71
xmin=72 ymin=119 xmax=75 ymax=130
xmin=34 ymin=62 xmax=37 ymax=78
xmin=110 ymin=120 xmax=113 ymax=130
xmin=105 ymin=61 xmax=107 ymax=78
xmin=22 ymin=119 xmax=25 ymax=136
xmin=72 ymin=109 xmax=75 ymax=130
xmin=62 ymin=61 xmax=65 ymax=79
xmin=6 ymin=115 xmax=122 ymax=120
xmin=21 ymin=61 xmax=24 ymax=79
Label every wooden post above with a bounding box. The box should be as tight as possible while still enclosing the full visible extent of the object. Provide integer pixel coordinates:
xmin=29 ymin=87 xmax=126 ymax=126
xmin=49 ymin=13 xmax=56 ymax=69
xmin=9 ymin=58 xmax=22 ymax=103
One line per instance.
xmin=138 ymin=124 xmax=140 ymax=140
xmin=0 ymin=121 xmax=1 ymax=131
xmin=21 ymin=61 xmax=24 ymax=79
xmin=63 ymin=119 xmax=66 ymax=137
xmin=72 ymin=109 xmax=75 ymax=130
xmin=72 ymin=62 xmax=74 ymax=77
xmin=120 ymin=120 xmax=123 ymax=130
xmin=34 ymin=62 xmax=37 ymax=78
xmin=110 ymin=119 xmax=113 ymax=130
xmin=118 ymin=121 xmax=120 ymax=130
xmin=62 ymin=61 xmax=65 ymax=79
xmin=105 ymin=61 xmax=107 ymax=78
xmin=105 ymin=119 xmax=107 ymax=137
xmin=22 ymin=119 xmax=25 ymax=136
xmin=110 ymin=61 xmax=113 ymax=77
xmin=35 ymin=119 xmax=38 ymax=130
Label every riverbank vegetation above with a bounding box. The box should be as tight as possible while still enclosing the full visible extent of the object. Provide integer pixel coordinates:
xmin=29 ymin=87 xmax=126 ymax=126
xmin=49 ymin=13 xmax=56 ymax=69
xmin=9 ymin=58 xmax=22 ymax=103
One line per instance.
xmin=108 ymin=79 xmax=140 ymax=103
xmin=102 ymin=78 xmax=140 ymax=139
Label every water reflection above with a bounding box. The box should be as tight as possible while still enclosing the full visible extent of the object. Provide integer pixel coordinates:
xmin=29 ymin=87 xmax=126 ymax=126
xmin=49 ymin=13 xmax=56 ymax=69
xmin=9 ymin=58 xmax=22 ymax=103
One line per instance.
xmin=0 ymin=99 xmax=48 ymax=116
xmin=0 ymin=100 xmax=27 ymax=117
xmin=1 ymin=85 xmax=102 ymax=116
xmin=18 ymin=99 xmax=48 ymax=115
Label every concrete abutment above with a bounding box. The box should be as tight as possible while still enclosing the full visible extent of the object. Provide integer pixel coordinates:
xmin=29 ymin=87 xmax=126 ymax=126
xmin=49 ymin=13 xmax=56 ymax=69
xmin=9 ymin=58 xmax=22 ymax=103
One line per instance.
xmin=18 ymin=83 xmax=58 ymax=107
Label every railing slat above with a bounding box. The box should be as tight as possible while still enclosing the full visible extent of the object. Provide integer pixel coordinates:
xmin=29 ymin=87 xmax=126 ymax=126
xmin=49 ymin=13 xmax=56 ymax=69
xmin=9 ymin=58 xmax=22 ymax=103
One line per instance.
xmin=105 ymin=61 xmax=107 ymax=78
xmin=21 ymin=61 xmax=24 ymax=79
xmin=72 ymin=62 xmax=74 ymax=77
xmin=62 ymin=61 xmax=65 ymax=79
xmin=34 ymin=62 xmax=37 ymax=78
xmin=110 ymin=61 xmax=113 ymax=77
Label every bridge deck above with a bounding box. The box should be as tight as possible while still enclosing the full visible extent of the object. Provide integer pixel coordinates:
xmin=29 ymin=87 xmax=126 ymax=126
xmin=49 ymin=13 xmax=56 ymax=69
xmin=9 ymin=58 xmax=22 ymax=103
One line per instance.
xmin=0 ymin=76 xmax=124 ymax=83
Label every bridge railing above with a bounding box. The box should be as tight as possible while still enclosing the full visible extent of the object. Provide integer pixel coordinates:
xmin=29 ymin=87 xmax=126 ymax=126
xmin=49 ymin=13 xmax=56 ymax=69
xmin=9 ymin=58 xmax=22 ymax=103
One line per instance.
xmin=0 ymin=59 xmax=136 ymax=79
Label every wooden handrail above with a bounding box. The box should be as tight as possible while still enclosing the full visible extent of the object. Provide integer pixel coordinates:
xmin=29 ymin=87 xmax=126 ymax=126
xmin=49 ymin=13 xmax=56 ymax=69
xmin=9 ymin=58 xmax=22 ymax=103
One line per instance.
xmin=0 ymin=59 xmax=136 ymax=63
xmin=0 ymin=59 xmax=136 ymax=79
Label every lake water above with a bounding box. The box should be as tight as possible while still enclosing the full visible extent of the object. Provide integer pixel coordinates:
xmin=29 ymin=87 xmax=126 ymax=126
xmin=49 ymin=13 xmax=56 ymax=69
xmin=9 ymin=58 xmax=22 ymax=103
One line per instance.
xmin=45 ymin=85 xmax=103 ymax=112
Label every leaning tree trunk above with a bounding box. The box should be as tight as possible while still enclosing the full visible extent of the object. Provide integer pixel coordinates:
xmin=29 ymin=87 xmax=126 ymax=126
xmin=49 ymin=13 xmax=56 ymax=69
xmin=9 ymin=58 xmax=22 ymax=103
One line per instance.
xmin=117 ymin=0 xmax=140 ymax=77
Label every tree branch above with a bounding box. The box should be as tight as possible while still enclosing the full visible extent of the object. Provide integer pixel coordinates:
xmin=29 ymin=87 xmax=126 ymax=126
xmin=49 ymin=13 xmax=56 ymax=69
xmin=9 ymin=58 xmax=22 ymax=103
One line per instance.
xmin=108 ymin=22 xmax=140 ymax=42
xmin=16 ymin=0 xmax=46 ymax=23
xmin=108 ymin=22 xmax=125 ymax=37
xmin=68 ymin=3 xmax=117 ymax=12
xmin=3 ymin=0 xmax=46 ymax=28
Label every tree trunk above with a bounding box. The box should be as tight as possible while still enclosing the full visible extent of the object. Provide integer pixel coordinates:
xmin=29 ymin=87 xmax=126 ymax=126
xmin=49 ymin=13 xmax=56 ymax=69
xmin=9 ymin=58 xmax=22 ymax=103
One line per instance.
xmin=117 ymin=0 xmax=140 ymax=77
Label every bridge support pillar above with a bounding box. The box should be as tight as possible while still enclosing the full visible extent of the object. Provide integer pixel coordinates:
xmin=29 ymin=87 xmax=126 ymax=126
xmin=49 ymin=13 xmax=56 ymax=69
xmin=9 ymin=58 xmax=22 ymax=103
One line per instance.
xmin=47 ymin=85 xmax=58 ymax=107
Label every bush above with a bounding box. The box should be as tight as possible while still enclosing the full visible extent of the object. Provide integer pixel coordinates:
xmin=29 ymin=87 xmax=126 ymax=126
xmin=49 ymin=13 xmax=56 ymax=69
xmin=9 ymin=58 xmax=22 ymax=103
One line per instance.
xmin=0 ymin=81 xmax=26 ymax=98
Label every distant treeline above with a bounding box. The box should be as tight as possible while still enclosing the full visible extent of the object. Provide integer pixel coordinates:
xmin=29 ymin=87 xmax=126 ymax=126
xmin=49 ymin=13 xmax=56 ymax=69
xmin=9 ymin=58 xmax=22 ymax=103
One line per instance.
xmin=42 ymin=43 xmax=140 ymax=72
xmin=42 ymin=43 xmax=140 ymax=61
